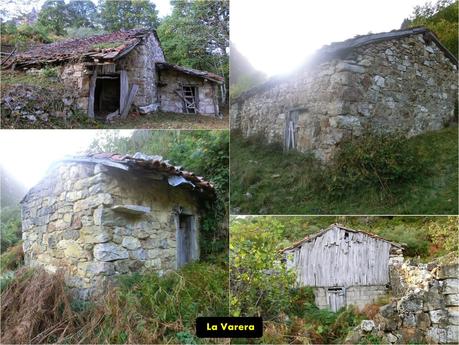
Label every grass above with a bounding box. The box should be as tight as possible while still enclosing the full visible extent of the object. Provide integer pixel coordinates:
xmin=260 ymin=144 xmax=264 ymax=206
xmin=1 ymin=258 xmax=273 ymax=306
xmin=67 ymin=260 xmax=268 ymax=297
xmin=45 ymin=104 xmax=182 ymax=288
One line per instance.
xmin=0 ymin=263 xmax=228 ymax=344
xmin=1 ymin=70 xmax=64 ymax=89
xmin=91 ymin=41 xmax=125 ymax=50
xmin=109 ymin=110 xmax=229 ymax=130
xmin=230 ymin=125 xmax=458 ymax=214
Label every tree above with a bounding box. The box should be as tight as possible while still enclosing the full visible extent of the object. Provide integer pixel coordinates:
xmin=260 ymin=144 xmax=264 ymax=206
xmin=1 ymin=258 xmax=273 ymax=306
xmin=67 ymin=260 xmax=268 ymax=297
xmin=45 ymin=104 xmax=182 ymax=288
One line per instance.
xmin=99 ymin=0 xmax=159 ymax=32
xmin=402 ymin=0 xmax=458 ymax=58
xmin=230 ymin=217 xmax=297 ymax=318
xmin=157 ymin=0 xmax=229 ymax=87
xmin=37 ymin=0 xmax=69 ymax=35
xmin=67 ymin=0 xmax=97 ymax=28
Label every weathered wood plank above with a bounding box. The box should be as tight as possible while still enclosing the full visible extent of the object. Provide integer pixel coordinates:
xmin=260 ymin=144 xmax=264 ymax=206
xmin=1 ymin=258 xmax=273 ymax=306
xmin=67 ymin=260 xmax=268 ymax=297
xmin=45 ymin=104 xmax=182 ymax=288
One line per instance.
xmin=288 ymin=226 xmax=392 ymax=287
xmin=120 ymin=70 xmax=128 ymax=112
xmin=120 ymin=84 xmax=139 ymax=119
xmin=87 ymin=69 xmax=97 ymax=118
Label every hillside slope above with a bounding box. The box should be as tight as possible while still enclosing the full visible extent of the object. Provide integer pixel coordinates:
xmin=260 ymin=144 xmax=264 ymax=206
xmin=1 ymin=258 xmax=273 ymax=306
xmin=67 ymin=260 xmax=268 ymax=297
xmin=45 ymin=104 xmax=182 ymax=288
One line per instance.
xmin=230 ymin=125 xmax=458 ymax=214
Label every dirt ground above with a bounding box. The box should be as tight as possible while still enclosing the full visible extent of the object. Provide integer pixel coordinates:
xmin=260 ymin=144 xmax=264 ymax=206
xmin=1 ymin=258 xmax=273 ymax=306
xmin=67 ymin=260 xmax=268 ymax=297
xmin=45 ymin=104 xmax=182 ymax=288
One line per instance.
xmin=111 ymin=110 xmax=229 ymax=130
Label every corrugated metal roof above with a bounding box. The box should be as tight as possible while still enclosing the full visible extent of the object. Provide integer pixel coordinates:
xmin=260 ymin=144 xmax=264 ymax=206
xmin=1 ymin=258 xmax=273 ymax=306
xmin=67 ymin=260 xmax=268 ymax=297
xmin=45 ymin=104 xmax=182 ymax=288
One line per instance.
xmin=281 ymin=223 xmax=403 ymax=252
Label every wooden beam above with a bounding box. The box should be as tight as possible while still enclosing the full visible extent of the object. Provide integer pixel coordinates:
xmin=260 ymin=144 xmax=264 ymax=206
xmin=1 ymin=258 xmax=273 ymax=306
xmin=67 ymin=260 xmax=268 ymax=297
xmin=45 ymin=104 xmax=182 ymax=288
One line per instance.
xmin=120 ymin=84 xmax=139 ymax=119
xmin=120 ymin=70 xmax=128 ymax=112
xmin=87 ymin=69 xmax=97 ymax=118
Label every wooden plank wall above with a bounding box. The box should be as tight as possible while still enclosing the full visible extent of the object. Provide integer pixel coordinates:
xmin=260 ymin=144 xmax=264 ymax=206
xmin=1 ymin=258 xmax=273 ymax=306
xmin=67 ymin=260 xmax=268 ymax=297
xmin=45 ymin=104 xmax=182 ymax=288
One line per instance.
xmin=288 ymin=226 xmax=392 ymax=287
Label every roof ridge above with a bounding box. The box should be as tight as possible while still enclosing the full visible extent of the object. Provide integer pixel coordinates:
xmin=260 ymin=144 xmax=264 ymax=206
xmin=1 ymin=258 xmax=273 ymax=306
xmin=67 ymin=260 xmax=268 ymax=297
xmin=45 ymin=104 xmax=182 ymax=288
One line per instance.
xmin=235 ymin=27 xmax=457 ymax=103
xmin=281 ymin=223 xmax=403 ymax=252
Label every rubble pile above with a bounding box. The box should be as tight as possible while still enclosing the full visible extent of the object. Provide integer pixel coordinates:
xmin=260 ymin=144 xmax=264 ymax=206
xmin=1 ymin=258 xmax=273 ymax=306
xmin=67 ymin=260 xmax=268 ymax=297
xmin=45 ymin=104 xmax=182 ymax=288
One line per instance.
xmin=1 ymin=83 xmax=79 ymax=124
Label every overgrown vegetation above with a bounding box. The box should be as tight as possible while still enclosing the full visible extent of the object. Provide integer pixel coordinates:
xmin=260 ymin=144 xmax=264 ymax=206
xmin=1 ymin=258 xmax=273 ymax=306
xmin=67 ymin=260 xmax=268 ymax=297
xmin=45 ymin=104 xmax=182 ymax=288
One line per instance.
xmin=402 ymin=0 xmax=458 ymax=58
xmin=1 ymin=0 xmax=229 ymax=86
xmin=230 ymin=217 xmax=372 ymax=344
xmin=327 ymin=132 xmax=428 ymax=199
xmin=230 ymin=125 xmax=458 ymax=214
xmin=1 ymin=206 xmax=22 ymax=253
xmin=1 ymin=263 xmax=227 ymax=344
xmin=230 ymin=216 xmax=457 ymax=343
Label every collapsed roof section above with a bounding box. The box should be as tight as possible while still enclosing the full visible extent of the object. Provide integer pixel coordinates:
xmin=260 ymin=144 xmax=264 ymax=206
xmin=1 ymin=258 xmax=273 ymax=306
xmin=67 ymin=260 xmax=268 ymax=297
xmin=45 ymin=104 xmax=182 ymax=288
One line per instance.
xmin=12 ymin=29 xmax=153 ymax=68
xmin=156 ymin=62 xmax=225 ymax=84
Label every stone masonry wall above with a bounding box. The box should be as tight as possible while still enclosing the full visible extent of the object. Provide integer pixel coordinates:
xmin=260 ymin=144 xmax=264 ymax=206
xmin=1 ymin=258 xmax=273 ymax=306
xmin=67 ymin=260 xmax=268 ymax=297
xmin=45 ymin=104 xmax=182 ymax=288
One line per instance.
xmin=58 ymin=33 xmax=166 ymax=112
xmin=59 ymin=63 xmax=90 ymax=110
xmin=372 ymin=260 xmax=459 ymax=344
xmin=117 ymin=33 xmax=165 ymax=107
xmin=158 ymin=69 xmax=219 ymax=115
xmin=21 ymin=162 xmax=200 ymax=300
xmin=314 ymin=285 xmax=388 ymax=311
xmin=232 ymin=34 xmax=457 ymax=161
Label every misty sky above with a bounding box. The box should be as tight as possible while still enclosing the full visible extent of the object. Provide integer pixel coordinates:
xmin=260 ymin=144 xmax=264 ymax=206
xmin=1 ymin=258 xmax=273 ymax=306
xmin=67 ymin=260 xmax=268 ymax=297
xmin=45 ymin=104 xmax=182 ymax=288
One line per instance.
xmin=0 ymin=130 xmax=132 ymax=189
xmin=231 ymin=0 xmax=431 ymax=76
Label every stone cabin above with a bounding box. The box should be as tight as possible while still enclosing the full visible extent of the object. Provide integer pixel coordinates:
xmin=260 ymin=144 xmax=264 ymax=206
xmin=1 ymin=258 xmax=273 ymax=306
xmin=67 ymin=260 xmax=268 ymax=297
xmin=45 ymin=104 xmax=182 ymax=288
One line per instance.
xmin=283 ymin=224 xmax=403 ymax=312
xmin=11 ymin=29 xmax=224 ymax=118
xmin=20 ymin=152 xmax=215 ymax=299
xmin=231 ymin=27 xmax=458 ymax=161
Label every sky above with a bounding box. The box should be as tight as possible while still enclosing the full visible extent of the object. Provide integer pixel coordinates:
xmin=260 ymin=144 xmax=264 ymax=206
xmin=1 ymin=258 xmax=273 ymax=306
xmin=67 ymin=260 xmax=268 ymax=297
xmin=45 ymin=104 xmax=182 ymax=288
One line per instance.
xmin=2 ymin=0 xmax=172 ymax=19
xmin=0 ymin=130 xmax=132 ymax=189
xmin=231 ymin=0 xmax=431 ymax=76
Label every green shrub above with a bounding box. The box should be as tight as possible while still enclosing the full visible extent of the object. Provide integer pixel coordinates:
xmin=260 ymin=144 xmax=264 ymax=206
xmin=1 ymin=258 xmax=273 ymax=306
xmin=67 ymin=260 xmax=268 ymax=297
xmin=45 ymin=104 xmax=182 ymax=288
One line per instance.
xmin=41 ymin=66 xmax=59 ymax=78
xmin=0 ymin=207 xmax=21 ymax=253
xmin=428 ymin=216 xmax=459 ymax=254
xmin=327 ymin=132 xmax=428 ymax=197
xmin=0 ymin=243 xmax=23 ymax=274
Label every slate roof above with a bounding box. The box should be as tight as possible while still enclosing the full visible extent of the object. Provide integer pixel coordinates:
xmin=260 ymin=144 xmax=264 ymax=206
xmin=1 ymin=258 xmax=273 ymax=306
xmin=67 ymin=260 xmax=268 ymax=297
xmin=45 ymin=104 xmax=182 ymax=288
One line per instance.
xmin=281 ymin=224 xmax=403 ymax=252
xmin=316 ymin=27 xmax=457 ymax=65
xmin=14 ymin=29 xmax=152 ymax=67
xmin=60 ymin=152 xmax=215 ymax=196
xmin=157 ymin=62 xmax=225 ymax=84
xmin=237 ymin=27 xmax=457 ymax=102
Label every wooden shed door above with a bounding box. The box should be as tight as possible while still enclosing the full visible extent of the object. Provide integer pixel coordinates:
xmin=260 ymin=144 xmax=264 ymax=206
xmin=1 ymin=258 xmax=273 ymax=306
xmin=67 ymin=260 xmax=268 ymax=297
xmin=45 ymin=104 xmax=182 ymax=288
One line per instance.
xmin=177 ymin=214 xmax=195 ymax=268
xmin=327 ymin=287 xmax=346 ymax=312
xmin=284 ymin=110 xmax=299 ymax=151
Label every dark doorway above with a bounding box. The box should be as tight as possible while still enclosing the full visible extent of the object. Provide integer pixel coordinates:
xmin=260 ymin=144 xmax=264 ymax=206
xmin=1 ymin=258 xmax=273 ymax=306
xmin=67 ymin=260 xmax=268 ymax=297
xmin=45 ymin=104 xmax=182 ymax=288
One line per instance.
xmin=94 ymin=77 xmax=120 ymax=116
xmin=327 ymin=287 xmax=346 ymax=312
xmin=177 ymin=214 xmax=196 ymax=268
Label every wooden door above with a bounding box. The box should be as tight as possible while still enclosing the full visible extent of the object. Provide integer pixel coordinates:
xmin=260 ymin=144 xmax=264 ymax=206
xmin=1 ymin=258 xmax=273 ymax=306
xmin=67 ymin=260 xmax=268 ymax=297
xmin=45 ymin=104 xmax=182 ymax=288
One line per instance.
xmin=327 ymin=287 xmax=346 ymax=312
xmin=284 ymin=110 xmax=299 ymax=151
xmin=177 ymin=214 xmax=194 ymax=268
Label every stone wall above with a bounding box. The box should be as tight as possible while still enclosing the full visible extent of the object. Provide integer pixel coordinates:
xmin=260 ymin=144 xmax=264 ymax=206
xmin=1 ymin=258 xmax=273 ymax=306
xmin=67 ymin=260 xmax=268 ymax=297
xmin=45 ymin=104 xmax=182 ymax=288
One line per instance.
xmin=370 ymin=260 xmax=459 ymax=344
xmin=232 ymin=33 xmax=457 ymax=161
xmin=117 ymin=33 xmax=165 ymax=107
xmin=57 ymin=33 xmax=166 ymax=112
xmin=59 ymin=63 xmax=90 ymax=110
xmin=21 ymin=162 xmax=201 ymax=299
xmin=158 ymin=69 xmax=219 ymax=115
xmin=314 ymin=285 xmax=388 ymax=311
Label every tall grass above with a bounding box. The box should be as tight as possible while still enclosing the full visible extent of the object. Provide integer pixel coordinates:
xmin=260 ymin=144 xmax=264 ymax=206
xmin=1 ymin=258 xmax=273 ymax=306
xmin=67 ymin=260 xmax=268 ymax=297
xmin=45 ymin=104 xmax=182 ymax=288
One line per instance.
xmin=1 ymin=263 xmax=228 ymax=344
xmin=230 ymin=125 xmax=458 ymax=214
